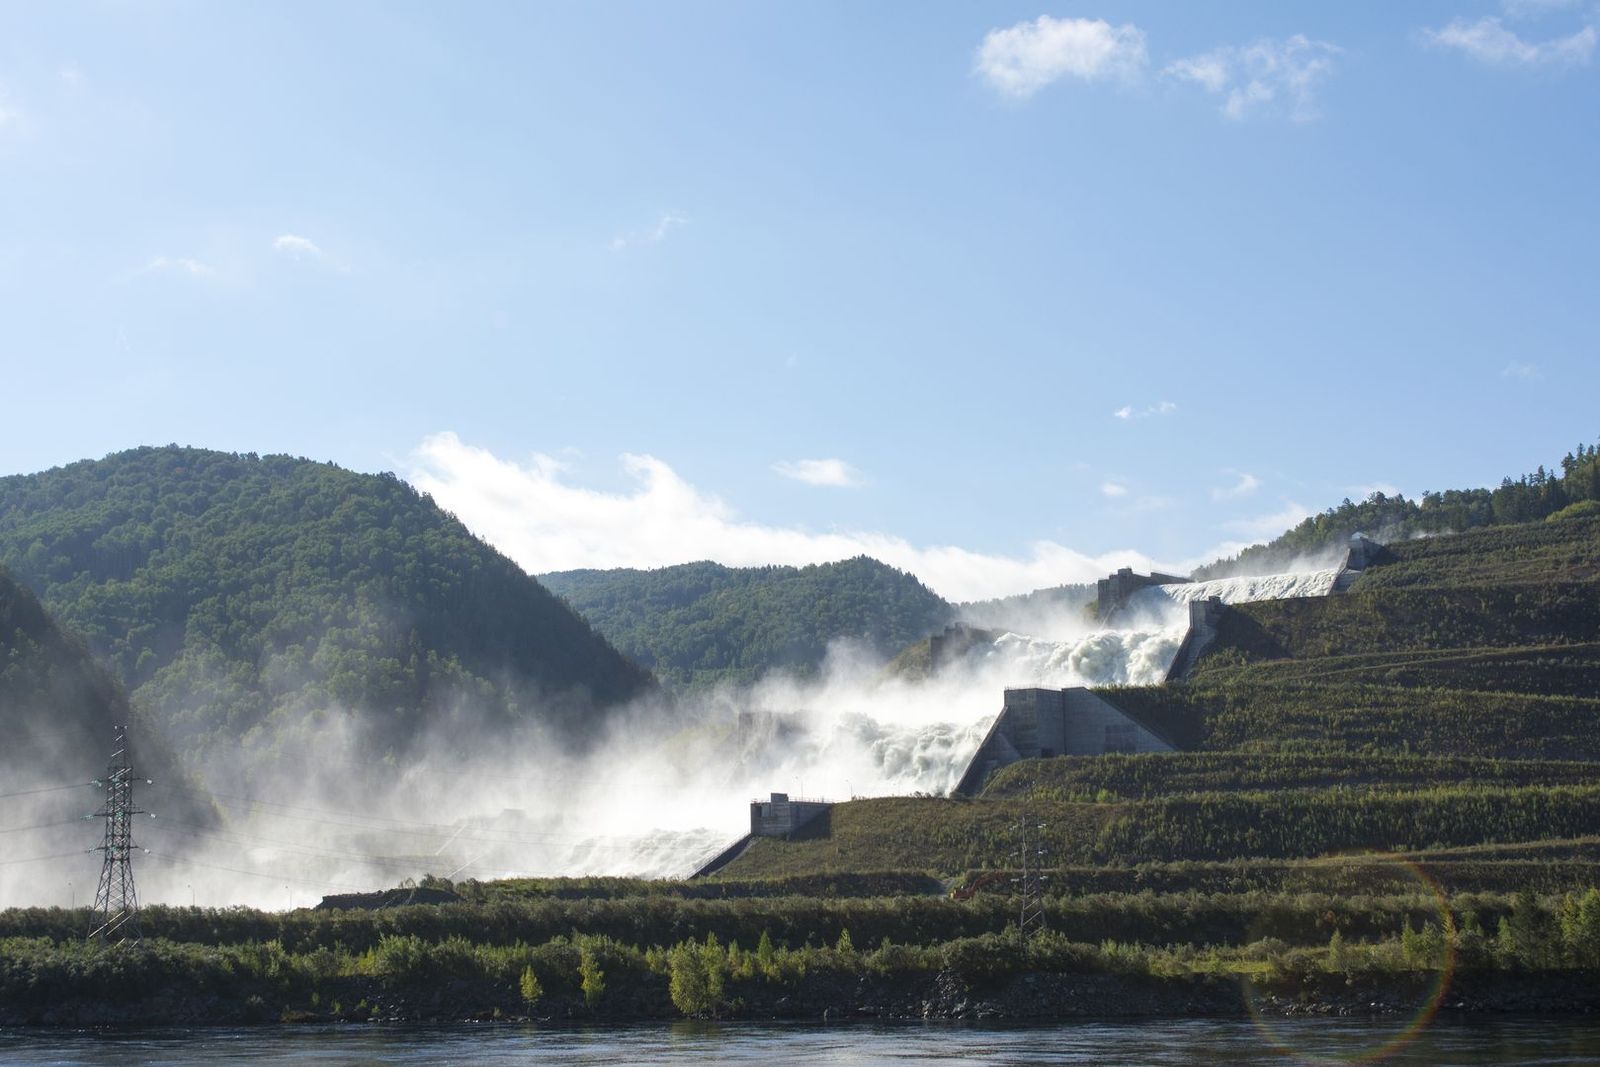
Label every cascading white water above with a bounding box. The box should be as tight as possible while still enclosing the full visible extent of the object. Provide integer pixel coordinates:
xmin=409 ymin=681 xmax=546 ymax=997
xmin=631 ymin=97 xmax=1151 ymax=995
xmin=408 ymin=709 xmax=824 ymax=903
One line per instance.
xmin=109 ymin=565 xmax=1355 ymax=902
xmin=605 ymin=564 xmax=1351 ymax=876
xmin=1134 ymin=568 xmax=1343 ymax=608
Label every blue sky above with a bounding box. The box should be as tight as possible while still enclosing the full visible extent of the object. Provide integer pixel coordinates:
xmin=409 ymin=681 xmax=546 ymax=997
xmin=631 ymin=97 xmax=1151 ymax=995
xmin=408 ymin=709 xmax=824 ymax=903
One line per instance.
xmin=1 ymin=2 xmax=1596 ymax=599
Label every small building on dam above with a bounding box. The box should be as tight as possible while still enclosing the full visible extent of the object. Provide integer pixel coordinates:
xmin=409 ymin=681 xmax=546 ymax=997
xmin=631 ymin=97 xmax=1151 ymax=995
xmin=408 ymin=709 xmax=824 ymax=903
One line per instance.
xmin=954 ymin=686 xmax=1175 ymax=795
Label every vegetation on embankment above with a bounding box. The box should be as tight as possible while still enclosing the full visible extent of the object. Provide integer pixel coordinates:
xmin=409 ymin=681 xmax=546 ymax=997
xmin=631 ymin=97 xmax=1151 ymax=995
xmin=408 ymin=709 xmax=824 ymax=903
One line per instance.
xmin=5 ymin=885 xmax=1600 ymax=1024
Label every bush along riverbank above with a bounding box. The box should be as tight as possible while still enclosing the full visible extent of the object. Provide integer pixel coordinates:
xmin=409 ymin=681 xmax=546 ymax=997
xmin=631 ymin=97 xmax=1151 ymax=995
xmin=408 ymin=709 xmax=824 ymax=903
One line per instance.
xmin=5 ymin=888 xmax=1600 ymax=1026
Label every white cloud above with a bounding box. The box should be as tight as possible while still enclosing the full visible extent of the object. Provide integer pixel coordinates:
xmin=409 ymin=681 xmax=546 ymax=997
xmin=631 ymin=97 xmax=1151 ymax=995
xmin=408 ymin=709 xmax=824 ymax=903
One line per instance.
xmin=1425 ymin=17 xmax=1596 ymax=66
xmin=1211 ymin=471 xmax=1261 ymax=501
xmin=1166 ymin=35 xmax=1340 ymax=121
xmin=772 ymin=458 xmax=864 ymax=488
xmin=141 ymin=256 xmax=212 ymax=277
xmin=1225 ymin=500 xmax=1314 ymax=540
xmin=1100 ymin=480 xmax=1129 ymax=498
xmin=611 ymin=212 xmax=688 ymax=251
xmin=1502 ymin=360 xmax=1542 ymax=378
xmin=975 ymin=16 xmax=1148 ymax=98
xmin=1113 ymin=400 xmax=1178 ymax=420
xmin=272 ymin=233 xmax=324 ymax=259
xmin=1348 ymin=482 xmax=1404 ymax=500
xmin=407 ymin=433 xmax=1177 ymax=602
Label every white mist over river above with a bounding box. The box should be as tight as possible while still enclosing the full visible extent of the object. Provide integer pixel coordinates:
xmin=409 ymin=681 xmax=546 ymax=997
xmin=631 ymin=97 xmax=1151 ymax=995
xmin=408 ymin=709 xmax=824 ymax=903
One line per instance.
xmin=11 ymin=569 xmax=1341 ymax=908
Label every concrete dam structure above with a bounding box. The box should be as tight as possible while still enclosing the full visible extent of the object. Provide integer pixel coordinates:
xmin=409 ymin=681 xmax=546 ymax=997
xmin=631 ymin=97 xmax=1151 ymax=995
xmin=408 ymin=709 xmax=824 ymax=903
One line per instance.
xmin=953 ymin=686 xmax=1175 ymax=795
xmin=952 ymin=536 xmax=1383 ymax=795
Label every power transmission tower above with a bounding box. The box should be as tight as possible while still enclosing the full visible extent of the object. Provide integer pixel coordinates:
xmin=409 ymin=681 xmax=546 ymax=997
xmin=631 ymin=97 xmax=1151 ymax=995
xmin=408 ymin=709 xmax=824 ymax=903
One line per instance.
xmin=89 ymin=725 xmax=147 ymax=944
xmin=1017 ymin=816 xmax=1048 ymax=940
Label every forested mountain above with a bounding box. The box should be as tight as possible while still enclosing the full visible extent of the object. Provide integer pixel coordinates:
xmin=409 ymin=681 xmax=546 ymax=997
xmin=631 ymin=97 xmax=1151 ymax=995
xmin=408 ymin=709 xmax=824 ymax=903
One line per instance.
xmin=0 ymin=565 xmax=196 ymax=814
xmin=540 ymin=557 xmax=953 ymax=688
xmin=0 ymin=447 xmax=654 ymax=766
xmin=1193 ymin=437 xmax=1600 ymax=579
xmin=956 ymin=582 xmax=1095 ymax=635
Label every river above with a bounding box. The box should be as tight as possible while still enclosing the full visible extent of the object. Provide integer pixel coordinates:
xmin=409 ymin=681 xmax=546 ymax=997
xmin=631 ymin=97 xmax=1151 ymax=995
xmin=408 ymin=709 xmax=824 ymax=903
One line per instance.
xmin=3 ymin=1018 xmax=1598 ymax=1065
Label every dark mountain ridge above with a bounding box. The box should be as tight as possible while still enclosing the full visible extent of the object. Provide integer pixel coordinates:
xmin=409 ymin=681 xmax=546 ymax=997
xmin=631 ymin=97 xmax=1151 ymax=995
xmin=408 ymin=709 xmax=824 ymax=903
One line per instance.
xmin=0 ymin=446 xmax=654 ymax=768
xmin=541 ymin=556 xmax=953 ymax=689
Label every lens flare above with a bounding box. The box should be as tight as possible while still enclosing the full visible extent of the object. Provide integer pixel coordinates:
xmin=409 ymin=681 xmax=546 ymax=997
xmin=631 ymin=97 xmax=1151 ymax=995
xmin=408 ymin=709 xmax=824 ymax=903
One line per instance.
xmin=1241 ymin=854 xmax=1457 ymax=1065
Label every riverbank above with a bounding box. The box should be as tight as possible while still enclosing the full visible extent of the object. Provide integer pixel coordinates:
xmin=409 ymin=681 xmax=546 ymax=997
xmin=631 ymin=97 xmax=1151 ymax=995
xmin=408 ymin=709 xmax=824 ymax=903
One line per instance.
xmin=6 ymin=965 xmax=1599 ymax=1028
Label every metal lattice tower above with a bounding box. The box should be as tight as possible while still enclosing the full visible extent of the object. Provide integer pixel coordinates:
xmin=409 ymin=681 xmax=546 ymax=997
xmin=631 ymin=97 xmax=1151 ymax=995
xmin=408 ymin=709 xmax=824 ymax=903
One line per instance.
xmin=89 ymin=725 xmax=145 ymax=944
xmin=1017 ymin=816 xmax=1048 ymax=939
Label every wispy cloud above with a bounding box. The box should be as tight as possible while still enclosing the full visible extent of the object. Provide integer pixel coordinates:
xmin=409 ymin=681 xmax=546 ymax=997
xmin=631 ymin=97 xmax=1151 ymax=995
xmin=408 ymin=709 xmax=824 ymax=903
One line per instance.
xmin=1166 ymin=35 xmax=1341 ymax=121
xmin=611 ymin=212 xmax=689 ymax=251
xmin=141 ymin=256 xmax=212 ymax=277
xmin=272 ymin=233 xmax=324 ymax=259
xmin=1225 ymin=500 xmax=1314 ymax=540
xmin=1113 ymin=400 xmax=1178 ymax=420
xmin=1425 ymin=16 xmax=1596 ymax=67
xmin=408 ymin=433 xmax=1177 ymax=602
xmin=1100 ymin=480 xmax=1130 ymax=498
xmin=1211 ymin=471 xmax=1261 ymax=501
xmin=975 ymin=16 xmax=1148 ymax=98
xmin=1503 ymin=360 xmax=1542 ymax=379
xmin=772 ymin=458 xmax=865 ymax=488
xmin=1348 ymin=482 xmax=1404 ymax=500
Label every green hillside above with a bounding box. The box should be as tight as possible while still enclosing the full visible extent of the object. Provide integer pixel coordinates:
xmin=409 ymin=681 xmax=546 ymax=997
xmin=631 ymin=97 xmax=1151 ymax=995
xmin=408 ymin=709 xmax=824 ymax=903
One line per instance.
xmin=540 ymin=556 xmax=952 ymax=689
xmin=0 ymin=447 xmax=654 ymax=769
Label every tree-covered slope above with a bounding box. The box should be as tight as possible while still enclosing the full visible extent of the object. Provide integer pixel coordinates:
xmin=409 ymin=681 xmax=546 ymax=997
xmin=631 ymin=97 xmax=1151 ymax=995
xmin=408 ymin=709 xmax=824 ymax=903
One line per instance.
xmin=0 ymin=565 xmax=195 ymax=814
xmin=540 ymin=557 xmax=953 ymax=688
xmin=0 ymin=447 xmax=654 ymax=764
xmin=1193 ymin=437 xmax=1600 ymax=579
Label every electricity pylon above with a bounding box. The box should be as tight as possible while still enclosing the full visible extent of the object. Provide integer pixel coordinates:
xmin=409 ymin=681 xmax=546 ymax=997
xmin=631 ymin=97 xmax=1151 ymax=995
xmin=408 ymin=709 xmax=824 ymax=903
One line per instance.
xmin=1017 ymin=816 xmax=1048 ymax=939
xmin=89 ymin=725 xmax=147 ymax=944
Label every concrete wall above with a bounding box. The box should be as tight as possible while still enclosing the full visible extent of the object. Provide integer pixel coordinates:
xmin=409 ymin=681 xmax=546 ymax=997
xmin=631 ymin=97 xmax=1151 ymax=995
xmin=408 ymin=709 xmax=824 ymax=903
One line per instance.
xmin=1097 ymin=567 xmax=1191 ymax=621
xmin=749 ymin=793 xmax=831 ymax=838
xmin=1165 ymin=597 xmax=1228 ymax=682
xmin=954 ymin=687 xmax=1173 ymax=794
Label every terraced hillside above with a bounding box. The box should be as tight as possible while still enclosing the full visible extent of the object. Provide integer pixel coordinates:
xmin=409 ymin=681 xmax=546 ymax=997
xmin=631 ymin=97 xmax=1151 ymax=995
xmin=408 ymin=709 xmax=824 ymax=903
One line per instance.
xmin=713 ymin=514 xmax=1600 ymax=885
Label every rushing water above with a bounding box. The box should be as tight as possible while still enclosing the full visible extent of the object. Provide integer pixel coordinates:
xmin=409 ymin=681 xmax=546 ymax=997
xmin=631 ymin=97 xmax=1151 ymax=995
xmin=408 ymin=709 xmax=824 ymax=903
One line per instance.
xmin=3 ymin=1018 xmax=1598 ymax=1065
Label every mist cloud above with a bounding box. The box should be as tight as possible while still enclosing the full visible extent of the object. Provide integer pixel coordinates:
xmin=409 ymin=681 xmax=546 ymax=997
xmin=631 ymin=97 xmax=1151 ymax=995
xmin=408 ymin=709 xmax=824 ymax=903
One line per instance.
xmin=408 ymin=432 xmax=1173 ymax=602
xmin=772 ymin=458 xmax=864 ymax=488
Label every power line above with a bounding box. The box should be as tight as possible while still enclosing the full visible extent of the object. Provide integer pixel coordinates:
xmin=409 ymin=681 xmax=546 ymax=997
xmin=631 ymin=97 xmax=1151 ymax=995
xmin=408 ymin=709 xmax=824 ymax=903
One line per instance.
xmin=0 ymin=782 xmax=93 ymax=801
xmin=154 ymin=782 xmax=663 ymax=847
xmin=147 ymin=819 xmax=530 ymax=879
xmin=0 ymin=816 xmax=91 ymax=836
xmin=0 ymin=849 xmax=93 ymax=868
xmin=141 ymin=851 xmax=368 ymax=894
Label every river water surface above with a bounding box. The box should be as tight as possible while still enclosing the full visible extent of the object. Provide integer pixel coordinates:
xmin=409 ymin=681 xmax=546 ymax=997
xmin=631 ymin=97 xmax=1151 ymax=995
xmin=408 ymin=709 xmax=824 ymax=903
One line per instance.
xmin=3 ymin=1018 xmax=1599 ymax=1065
